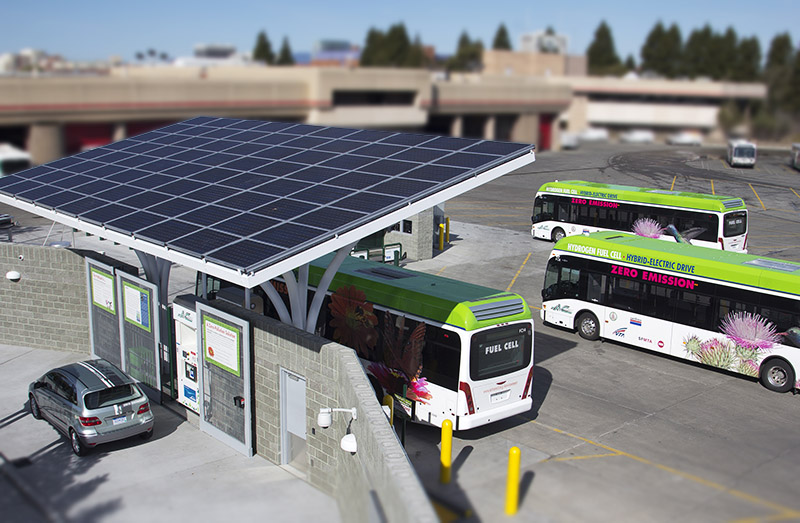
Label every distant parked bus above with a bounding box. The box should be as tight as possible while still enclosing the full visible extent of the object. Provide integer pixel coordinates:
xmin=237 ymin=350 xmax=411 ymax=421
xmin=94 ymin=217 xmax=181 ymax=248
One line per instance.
xmin=0 ymin=144 xmax=31 ymax=177
xmin=727 ymin=139 xmax=757 ymax=168
xmin=792 ymin=143 xmax=800 ymax=171
xmin=531 ymin=180 xmax=748 ymax=251
xmin=541 ymin=232 xmax=800 ymax=393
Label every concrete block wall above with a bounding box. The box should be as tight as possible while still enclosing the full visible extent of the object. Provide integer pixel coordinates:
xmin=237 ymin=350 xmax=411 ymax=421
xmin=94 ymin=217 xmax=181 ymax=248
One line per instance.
xmin=211 ymin=299 xmax=437 ymax=523
xmin=0 ymin=244 xmax=91 ymax=353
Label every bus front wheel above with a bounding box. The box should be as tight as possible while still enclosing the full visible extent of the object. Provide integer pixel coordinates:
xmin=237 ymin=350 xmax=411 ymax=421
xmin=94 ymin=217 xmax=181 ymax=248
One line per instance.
xmin=576 ymin=312 xmax=600 ymax=341
xmin=551 ymin=228 xmax=566 ymax=242
xmin=760 ymin=359 xmax=795 ymax=393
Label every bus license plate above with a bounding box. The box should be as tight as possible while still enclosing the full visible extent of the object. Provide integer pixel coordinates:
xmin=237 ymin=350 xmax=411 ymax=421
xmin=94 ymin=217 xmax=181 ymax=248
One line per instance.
xmin=112 ymin=416 xmax=127 ymax=426
xmin=491 ymin=390 xmax=510 ymax=404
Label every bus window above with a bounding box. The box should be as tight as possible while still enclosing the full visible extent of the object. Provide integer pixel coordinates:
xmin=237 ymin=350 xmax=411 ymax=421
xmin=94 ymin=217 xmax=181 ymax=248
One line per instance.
xmin=421 ymin=328 xmax=461 ymax=390
xmin=675 ymin=290 xmax=714 ymax=330
xmin=723 ymin=212 xmax=747 ymax=237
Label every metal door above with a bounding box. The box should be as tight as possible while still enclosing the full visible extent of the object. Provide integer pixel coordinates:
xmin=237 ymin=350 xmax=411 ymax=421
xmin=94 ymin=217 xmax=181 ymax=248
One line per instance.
xmin=196 ymin=303 xmax=252 ymax=457
xmin=280 ymin=368 xmax=307 ymax=475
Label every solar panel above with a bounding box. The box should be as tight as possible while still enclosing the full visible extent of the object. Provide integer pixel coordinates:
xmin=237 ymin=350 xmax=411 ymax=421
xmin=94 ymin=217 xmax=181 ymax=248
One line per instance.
xmin=0 ymin=117 xmax=533 ymax=283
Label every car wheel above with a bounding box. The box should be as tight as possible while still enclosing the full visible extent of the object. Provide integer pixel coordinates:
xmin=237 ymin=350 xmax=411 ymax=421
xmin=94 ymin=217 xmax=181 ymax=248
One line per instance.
xmin=551 ymin=228 xmax=566 ymax=242
xmin=760 ymin=359 xmax=795 ymax=393
xmin=576 ymin=312 xmax=600 ymax=341
xmin=70 ymin=429 xmax=86 ymax=457
xmin=29 ymin=394 xmax=41 ymax=420
xmin=139 ymin=429 xmax=153 ymax=441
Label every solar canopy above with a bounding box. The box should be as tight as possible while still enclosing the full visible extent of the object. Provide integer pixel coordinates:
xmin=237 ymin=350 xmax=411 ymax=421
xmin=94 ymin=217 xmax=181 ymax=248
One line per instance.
xmin=0 ymin=117 xmax=535 ymax=288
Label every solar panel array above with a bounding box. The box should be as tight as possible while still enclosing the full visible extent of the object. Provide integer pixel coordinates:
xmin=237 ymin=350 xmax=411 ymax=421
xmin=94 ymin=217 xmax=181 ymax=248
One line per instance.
xmin=0 ymin=117 xmax=532 ymax=273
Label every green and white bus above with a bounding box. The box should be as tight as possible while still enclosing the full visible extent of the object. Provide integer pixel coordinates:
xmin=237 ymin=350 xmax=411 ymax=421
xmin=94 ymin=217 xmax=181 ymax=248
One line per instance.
xmin=199 ymin=254 xmax=535 ymax=430
xmin=541 ymin=232 xmax=800 ymax=393
xmin=531 ymin=180 xmax=748 ymax=251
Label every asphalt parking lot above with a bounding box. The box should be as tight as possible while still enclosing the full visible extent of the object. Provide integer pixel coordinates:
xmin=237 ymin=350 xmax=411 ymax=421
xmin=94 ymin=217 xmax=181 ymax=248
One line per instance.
xmin=402 ymin=143 xmax=800 ymax=522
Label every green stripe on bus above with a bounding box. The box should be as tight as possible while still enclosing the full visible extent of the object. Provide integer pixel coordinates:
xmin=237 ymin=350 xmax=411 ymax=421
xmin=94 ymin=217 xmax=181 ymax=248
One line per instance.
xmin=554 ymin=232 xmax=800 ymax=296
xmin=539 ymin=180 xmax=747 ymax=212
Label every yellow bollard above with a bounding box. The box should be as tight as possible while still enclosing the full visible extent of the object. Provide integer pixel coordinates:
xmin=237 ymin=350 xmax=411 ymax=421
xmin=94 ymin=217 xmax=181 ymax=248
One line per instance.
xmin=382 ymin=394 xmax=394 ymax=424
xmin=505 ymin=446 xmax=521 ymax=515
xmin=440 ymin=419 xmax=453 ymax=484
xmin=446 ymin=217 xmax=450 ymax=244
xmin=438 ymin=223 xmax=445 ymax=251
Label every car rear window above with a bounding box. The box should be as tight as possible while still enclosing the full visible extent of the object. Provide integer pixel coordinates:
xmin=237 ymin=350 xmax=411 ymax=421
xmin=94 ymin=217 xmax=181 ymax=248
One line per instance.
xmin=84 ymin=385 xmax=141 ymax=409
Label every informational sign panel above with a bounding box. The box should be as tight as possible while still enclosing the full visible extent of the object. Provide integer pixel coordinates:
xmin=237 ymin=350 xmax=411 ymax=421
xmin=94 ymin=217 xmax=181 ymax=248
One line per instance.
xmin=86 ymin=259 xmax=122 ymax=367
xmin=203 ymin=316 xmax=241 ymax=376
xmin=197 ymin=302 xmax=252 ymax=457
xmin=117 ymin=271 xmax=160 ymax=402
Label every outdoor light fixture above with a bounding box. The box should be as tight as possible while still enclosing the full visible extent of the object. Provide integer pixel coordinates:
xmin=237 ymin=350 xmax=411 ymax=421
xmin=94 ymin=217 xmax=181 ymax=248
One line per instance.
xmin=317 ymin=407 xmax=357 ymax=429
xmin=317 ymin=407 xmax=358 ymax=454
xmin=5 ymin=270 xmax=21 ymax=282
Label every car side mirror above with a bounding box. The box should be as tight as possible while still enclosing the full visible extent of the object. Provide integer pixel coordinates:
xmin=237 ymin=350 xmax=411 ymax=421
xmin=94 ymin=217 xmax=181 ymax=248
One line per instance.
xmin=34 ymin=381 xmax=45 ymax=389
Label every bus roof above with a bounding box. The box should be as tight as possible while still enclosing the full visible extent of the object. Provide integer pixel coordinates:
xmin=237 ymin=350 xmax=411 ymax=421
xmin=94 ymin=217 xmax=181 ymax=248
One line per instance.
xmin=537 ymin=180 xmax=746 ymax=212
xmin=553 ymin=231 xmax=800 ymax=296
xmin=308 ymin=254 xmax=532 ymax=330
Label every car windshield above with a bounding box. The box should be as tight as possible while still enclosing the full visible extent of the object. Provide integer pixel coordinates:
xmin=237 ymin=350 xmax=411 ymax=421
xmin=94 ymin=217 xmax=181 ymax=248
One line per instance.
xmin=84 ymin=385 xmax=141 ymax=409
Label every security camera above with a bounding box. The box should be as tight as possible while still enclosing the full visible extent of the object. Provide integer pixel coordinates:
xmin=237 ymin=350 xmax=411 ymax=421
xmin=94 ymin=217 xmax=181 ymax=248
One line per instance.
xmin=18 ymin=254 xmax=23 ymax=261
xmin=340 ymin=433 xmax=357 ymax=453
xmin=6 ymin=270 xmax=21 ymax=282
xmin=317 ymin=408 xmax=332 ymax=429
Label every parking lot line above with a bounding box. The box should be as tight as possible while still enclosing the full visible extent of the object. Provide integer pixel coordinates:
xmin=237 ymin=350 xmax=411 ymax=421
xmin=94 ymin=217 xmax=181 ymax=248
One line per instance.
xmin=506 ymin=252 xmax=531 ymax=292
xmin=670 ymin=176 xmax=676 ymax=191
xmin=791 ymin=188 xmax=800 ymax=200
xmin=529 ymin=420 xmax=800 ymax=521
xmin=749 ymin=184 xmax=766 ymax=210
xmin=711 ymin=179 xmax=715 ymax=195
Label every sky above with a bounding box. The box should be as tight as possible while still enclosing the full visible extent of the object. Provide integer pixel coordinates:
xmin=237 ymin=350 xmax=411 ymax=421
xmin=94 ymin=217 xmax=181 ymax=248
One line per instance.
xmin=2 ymin=1 xmax=798 ymax=63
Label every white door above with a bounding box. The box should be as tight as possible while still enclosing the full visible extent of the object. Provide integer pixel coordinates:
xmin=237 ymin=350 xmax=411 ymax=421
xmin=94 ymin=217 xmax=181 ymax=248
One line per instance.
xmin=280 ymin=368 xmax=307 ymax=476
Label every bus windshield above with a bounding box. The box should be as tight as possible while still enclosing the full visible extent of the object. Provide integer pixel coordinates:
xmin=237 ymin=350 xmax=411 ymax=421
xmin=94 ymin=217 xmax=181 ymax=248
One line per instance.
xmin=734 ymin=146 xmax=756 ymax=158
xmin=470 ymin=323 xmax=532 ymax=381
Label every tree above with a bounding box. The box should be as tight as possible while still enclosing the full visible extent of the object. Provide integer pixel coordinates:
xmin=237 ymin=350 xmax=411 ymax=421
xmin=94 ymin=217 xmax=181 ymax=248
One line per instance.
xmin=276 ymin=37 xmax=294 ymax=66
xmin=447 ymin=31 xmax=484 ymax=71
xmin=718 ymin=100 xmax=743 ymax=133
xmin=683 ymin=25 xmax=714 ymax=78
xmin=640 ymin=21 xmax=665 ymax=74
xmin=586 ymin=21 xmax=622 ymax=76
xmin=252 ymin=30 xmax=274 ymax=64
xmin=359 ymin=24 xmax=426 ymax=68
xmin=733 ymin=37 xmax=761 ymax=82
xmin=764 ymin=33 xmax=794 ymax=110
xmin=492 ymin=23 xmax=512 ymax=50
xmin=710 ymin=26 xmax=738 ymax=79
xmin=640 ymin=22 xmax=682 ymax=78
xmin=787 ymin=48 xmax=800 ymax=113
xmin=624 ymin=54 xmax=636 ymax=71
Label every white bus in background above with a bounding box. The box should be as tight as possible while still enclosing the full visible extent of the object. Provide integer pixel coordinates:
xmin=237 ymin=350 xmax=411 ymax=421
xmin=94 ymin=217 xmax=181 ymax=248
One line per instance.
xmin=791 ymin=143 xmax=800 ymax=171
xmin=727 ymin=139 xmax=757 ymax=168
xmin=0 ymin=143 xmax=31 ymax=177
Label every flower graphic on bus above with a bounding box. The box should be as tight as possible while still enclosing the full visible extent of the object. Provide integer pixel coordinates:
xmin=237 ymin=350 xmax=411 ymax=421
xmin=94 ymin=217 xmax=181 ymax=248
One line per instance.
xmin=632 ymin=218 xmax=664 ymax=238
xmin=684 ymin=312 xmax=783 ymax=377
xmin=328 ymin=285 xmax=378 ymax=358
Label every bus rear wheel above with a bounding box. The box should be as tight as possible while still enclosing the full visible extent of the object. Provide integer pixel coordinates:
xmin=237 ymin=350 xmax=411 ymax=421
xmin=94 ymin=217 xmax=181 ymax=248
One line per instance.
xmin=576 ymin=312 xmax=600 ymax=341
xmin=551 ymin=228 xmax=566 ymax=242
xmin=760 ymin=359 xmax=795 ymax=393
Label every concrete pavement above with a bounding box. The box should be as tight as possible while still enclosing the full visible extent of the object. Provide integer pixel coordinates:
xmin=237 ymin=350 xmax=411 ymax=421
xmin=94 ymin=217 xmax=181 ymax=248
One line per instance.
xmin=0 ymin=344 xmax=340 ymax=523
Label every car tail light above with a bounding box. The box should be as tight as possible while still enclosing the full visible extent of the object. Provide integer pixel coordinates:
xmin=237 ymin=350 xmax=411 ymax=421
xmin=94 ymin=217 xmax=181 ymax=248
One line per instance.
xmin=522 ymin=366 xmax=535 ymax=399
xmin=459 ymin=382 xmax=475 ymax=415
xmin=80 ymin=416 xmax=101 ymax=426
xmin=137 ymin=403 xmax=150 ymax=414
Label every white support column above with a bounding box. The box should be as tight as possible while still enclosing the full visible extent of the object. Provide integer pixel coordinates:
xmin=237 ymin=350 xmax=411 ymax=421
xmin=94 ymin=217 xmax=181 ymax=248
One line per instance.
xmin=305 ymin=242 xmax=355 ymax=334
xmin=283 ymin=269 xmax=305 ymax=330
xmin=261 ymin=282 xmax=292 ymax=324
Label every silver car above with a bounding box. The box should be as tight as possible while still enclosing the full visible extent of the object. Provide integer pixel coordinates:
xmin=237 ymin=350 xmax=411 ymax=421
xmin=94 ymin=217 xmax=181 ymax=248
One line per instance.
xmin=28 ymin=358 xmax=155 ymax=456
